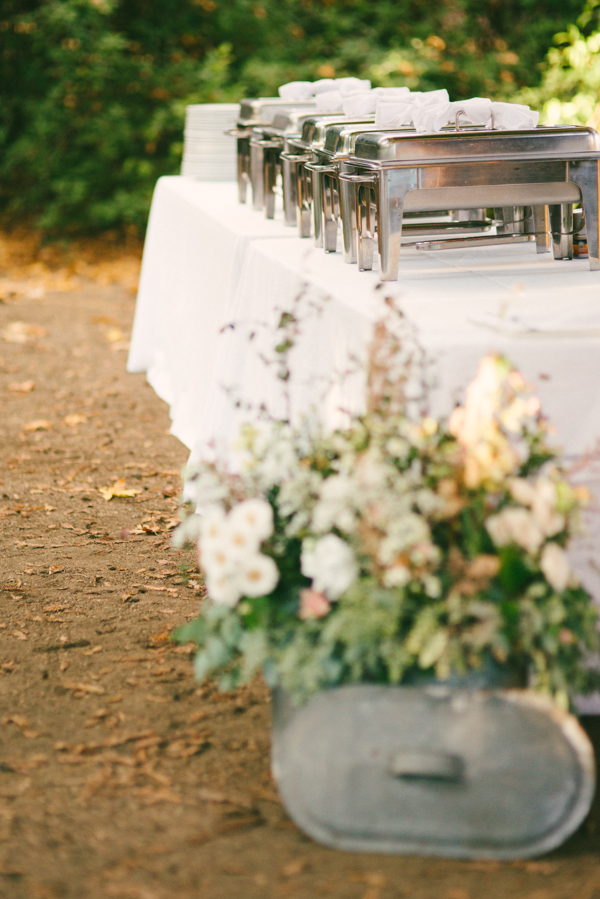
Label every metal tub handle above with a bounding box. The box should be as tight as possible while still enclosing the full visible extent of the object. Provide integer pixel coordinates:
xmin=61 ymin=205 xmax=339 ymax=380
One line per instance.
xmin=388 ymin=750 xmax=464 ymax=783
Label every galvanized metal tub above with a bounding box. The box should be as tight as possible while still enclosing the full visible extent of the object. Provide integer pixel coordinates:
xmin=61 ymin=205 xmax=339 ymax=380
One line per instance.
xmin=271 ymin=684 xmax=595 ymax=859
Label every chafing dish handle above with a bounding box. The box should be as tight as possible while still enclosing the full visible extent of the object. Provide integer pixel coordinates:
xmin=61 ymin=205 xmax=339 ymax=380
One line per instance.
xmin=225 ymin=127 xmax=253 ymax=138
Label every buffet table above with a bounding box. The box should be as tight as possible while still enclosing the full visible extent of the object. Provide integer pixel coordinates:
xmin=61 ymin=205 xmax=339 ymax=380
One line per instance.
xmin=130 ymin=176 xmax=600 ymax=457
xmin=129 ymin=174 xmax=600 ymax=709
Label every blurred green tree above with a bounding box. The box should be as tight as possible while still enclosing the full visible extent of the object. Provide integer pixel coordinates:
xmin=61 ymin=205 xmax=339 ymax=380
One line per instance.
xmin=0 ymin=0 xmax=586 ymax=236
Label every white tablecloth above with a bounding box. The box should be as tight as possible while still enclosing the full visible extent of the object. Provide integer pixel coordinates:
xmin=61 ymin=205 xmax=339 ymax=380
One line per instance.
xmin=129 ymin=177 xmax=600 ymax=710
xmin=130 ymin=176 xmax=600 ymax=460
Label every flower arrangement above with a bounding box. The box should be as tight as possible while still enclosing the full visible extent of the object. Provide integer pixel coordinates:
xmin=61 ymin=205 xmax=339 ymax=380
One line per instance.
xmin=174 ymin=300 xmax=599 ymax=707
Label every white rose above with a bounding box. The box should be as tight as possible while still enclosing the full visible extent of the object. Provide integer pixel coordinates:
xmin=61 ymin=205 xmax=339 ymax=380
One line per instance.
xmin=486 ymin=507 xmax=544 ymax=554
xmin=540 ymin=542 xmax=571 ymax=592
xmin=237 ymin=553 xmax=280 ymax=598
xmin=508 ymin=478 xmax=536 ymax=507
xmin=301 ymin=534 xmax=358 ymax=600
xmin=205 ymin=572 xmax=242 ymax=608
xmin=228 ymin=498 xmax=274 ymax=542
xmin=531 ymin=479 xmax=564 ymax=538
xmin=198 ymin=504 xmax=227 ymax=550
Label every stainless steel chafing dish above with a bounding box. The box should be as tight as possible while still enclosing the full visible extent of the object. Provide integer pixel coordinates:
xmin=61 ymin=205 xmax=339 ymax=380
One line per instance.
xmin=250 ymin=110 xmax=338 ymax=221
xmin=226 ymin=99 xmax=317 ymax=205
xmin=283 ymin=116 xmax=375 ymax=239
xmin=308 ymin=121 xmax=492 ymax=260
xmin=339 ymin=125 xmax=600 ymax=279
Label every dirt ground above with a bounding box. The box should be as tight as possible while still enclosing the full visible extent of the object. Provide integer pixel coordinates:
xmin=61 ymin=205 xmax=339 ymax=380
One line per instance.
xmin=1 ymin=254 xmax=600 ymax=899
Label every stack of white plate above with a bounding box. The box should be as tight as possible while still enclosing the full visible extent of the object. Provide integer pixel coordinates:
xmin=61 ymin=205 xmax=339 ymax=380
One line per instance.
xmin=181 ymin=103 xmax=239 ymax=181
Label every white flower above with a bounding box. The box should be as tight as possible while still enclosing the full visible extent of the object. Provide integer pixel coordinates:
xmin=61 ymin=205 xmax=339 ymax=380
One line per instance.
xmin=486 ymin=507 xmax=544 ymax=554
xmin=301 ymin=534 xmax=358 ymax=600
xmin=205 ymin=572 xmax=242 ymax=608
xmin=198 ymin=504 xmax=227 ymax=550
xmin=311 ymin=475 xmax=357 ymax=534
xmin=237 ymin=553 xmax=280 ymax=597
xmin=540 ymin=543 xmax=571 ymax=592
xmin=377 ymin=514 xmax=430 ymax=566
xmin=383 ymin=564 xmax=411 ymax=588
xmin=229 ymin=498 xmax=274 ymax=543
xmin=531 ymin=479 xmax=565 ymax=538
xmin=509 ymin=478 xmax=536 ymax=507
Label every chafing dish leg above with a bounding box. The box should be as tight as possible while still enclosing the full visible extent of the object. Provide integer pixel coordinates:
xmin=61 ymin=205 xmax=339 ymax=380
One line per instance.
xmin=264 ymin=149 xmax=277 ymax=220
xmin=339 ymin=174 xmax=358 ymax=264
xmin=250 ymin=141 xmax=265 ymax=211
xmin=296 ymin=160 xmax=312 ymax=238
xmin=549 ymin=204 xmax=574 ymax=260
xmin=357 ymin=184 xmax=375 ymax=271
xmin=311 ymin=168 xmax=324 ymax=248
xmin=237 ymin=137 xmax=250 ymax=204
xmin=532 ymin=206 xmax=551 ymax=253
xmin=281 ymin=156 xmax=298 ymax=227
xmin=570 ymin=159 xmax=600 ymax=271
xmin=323 ymin=172 xmax=339 ymax=254
xmin=379 ymin=169 xmax=418 ymax=281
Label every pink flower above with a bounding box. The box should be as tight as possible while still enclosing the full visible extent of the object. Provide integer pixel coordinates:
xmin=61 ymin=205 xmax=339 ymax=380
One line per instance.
xmin=299 ymin=588 xmax=331 ymax=620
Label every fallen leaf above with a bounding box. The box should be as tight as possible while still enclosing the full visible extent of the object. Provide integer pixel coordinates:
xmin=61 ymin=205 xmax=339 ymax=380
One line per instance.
xmin=92 ymin=315 xmax=118 ymax=325
xmin=83 ymin=645 xmax=103 ymax=656
xmin=1 ymin=322 xmax=46 ymax=343
xmin=197 ymin=788 xmax=254 ymax=809
xmin=8 ymin=380 xmax=34 ymax=393
xmin=98 ymin=478 xmax=141 ymax=501
xmin=105 ymin=327 xmax=125 ymax=343
xmin=23 ymin=419 xmax=52 ymax=432
xmin=63 ymin=413 xmax=87 ymax=427
xmin=61 ymin=680 xmax=106 ymax=695
xmin=282 ymin=859 xmax=309 ymax=877
xmin=12 ymin=631 xmax=27 ymax=641
xmin=4 ymin=715 xmax=29 ymax=728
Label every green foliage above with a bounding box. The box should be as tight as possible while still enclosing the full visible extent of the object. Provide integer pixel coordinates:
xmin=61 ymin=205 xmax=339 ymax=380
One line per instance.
xmin=0 ymin=0 xmax=589 ymax=236
xmin=514 ymin=0 xmax=600 ymax=125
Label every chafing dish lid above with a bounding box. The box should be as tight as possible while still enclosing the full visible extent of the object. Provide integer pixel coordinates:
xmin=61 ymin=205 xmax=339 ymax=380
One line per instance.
xmin=238 ymin=98 xmax=317 ymax=126
xmin=351 ymin=125 xmax=600 ymax=164
xmin=323 ymin=121 xmax=411 ymax=156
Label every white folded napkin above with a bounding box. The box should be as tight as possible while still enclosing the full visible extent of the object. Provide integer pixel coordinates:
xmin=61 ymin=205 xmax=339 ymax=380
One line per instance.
xmin=335 ymin=77 xmax=371 ymax=96
xmin=343 ymin=86 xmax=412 ymax=118
xmin=491 ymin=102 xmax=539 ymax=130
xmin=413 ymin=97 xmax=539 ymax=133
xmin=278 ymin=81 xmax=314 ymax=102
xmin=311 ymin=78 xmax=337 ymax=96
xmin=375 ymin=100 xmax=415 ymax=128
xmin=410 ymin=89 xmax=450 ymax=107
xmin=413 ymin=97 xmax=492 ymax=132
xmin=315 ymin=90 xmax=344 ymax=113
xmin=342 ymin=92 xmax=376 ymax=117
xmin=377 ymin=87 xmax=412 ymax=100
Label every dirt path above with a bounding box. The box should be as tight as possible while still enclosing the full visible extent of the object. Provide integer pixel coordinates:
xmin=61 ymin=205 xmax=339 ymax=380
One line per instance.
xmin=1 ymin=282 xmax=600 ymax=899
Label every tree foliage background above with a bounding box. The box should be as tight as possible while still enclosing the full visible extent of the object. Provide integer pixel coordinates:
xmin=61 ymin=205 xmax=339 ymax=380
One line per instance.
xmin=0 ymin=0 xmax=597 ymax=236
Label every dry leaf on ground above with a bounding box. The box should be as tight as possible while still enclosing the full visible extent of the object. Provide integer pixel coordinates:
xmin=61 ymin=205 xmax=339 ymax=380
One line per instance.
xmin=1 ymin=322 xmax=46 ymax=343
xmin=63 ymin=413 xmax=87 ymax=427
xmin=8 ymin=380 xmax=34 ymax=393
xmin=23 ymin=419 xmax=52 ymax=432
xmin=98 ymin=478 xmax=141 ymax=501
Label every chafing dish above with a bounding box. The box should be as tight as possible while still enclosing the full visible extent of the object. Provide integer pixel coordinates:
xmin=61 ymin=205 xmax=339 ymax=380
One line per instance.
xmin=339 ymin=125 xmax=600 ymax=279
xmin=282 ymin=116 xmax=375 ymax=239
xmin=250 ymin=111 xmax=339 ymax=221
xmin=308 ymin=121 xmax=493 ymax=260
xmin=226 ymin=99 xmax=316 ymax=205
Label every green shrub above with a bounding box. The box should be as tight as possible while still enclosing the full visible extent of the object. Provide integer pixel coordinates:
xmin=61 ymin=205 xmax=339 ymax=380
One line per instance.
xmin=0 ymin=0 xmax=588 ymax=236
